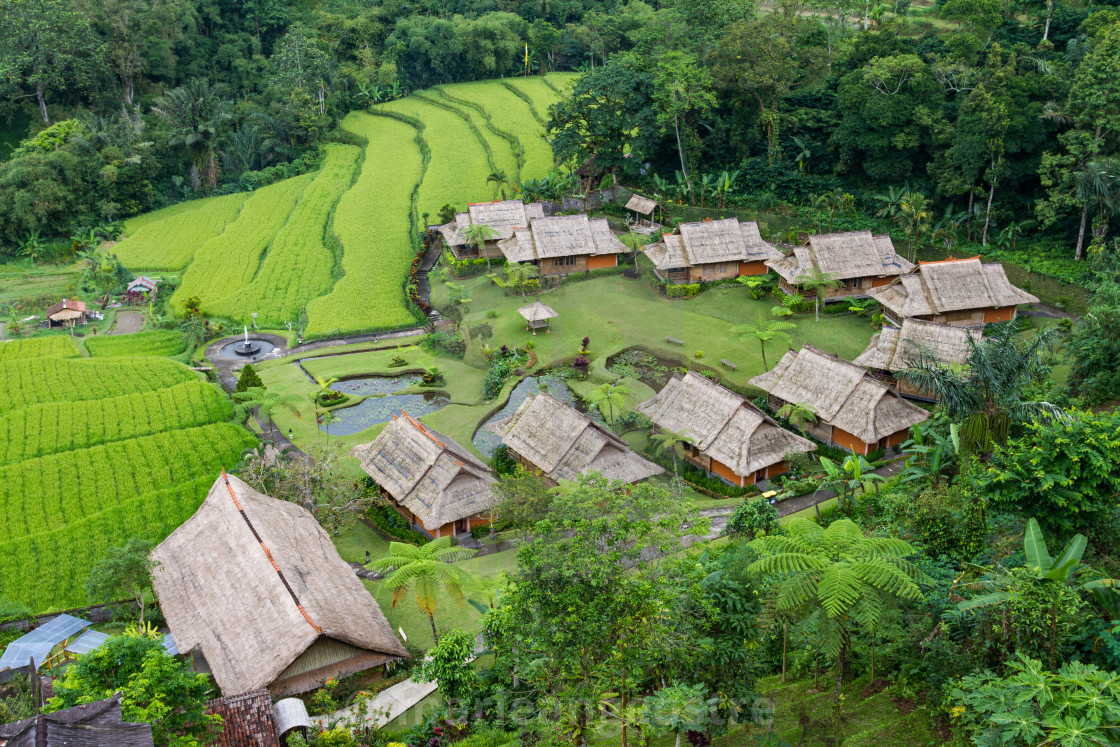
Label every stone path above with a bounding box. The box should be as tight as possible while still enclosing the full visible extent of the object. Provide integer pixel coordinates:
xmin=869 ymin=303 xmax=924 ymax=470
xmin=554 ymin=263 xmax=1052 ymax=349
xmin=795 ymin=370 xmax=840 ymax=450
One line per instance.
xmin=111 ymin=310 xmax=143 ymax=334
xmin=310 ymin=676 xmax=438 ymax=730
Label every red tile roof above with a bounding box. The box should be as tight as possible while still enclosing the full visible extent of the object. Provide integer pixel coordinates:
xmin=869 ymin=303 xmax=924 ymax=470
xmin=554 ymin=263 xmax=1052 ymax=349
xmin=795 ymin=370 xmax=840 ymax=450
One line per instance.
xmin=206 ymin=690 xmax=280 ymax=747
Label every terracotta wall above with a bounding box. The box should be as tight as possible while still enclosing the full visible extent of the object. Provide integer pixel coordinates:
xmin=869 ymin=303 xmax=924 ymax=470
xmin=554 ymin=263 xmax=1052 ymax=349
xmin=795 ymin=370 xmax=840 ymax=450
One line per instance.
xmin=832 ymin=426 xmax=870 ymax=455
xmin=887 ymin=429 xmax=909 ymax=448
xmin=737 ymin=260 xmax=769 ymax=276
xmin=870 ymin=275 xmax=895 ymax=288
xmin=587 ymin=254 xmax=618 ymax=270
xmin=766 ymin=461 xmax=790 ymax=479
xmin=712 ymin=458 xmax=748 ymax=486
xmin=983 ymin=305 xmax=1016 ymax=323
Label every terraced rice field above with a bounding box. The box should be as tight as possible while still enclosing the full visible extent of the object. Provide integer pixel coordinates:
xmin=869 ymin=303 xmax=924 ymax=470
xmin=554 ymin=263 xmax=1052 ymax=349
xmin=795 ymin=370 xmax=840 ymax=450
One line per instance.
xmin=304 ymin=114 xmax=423 ymax=336
xmin=85 ymin=329 xmax=187 ymax=358
xmin=113 ymin=192 xmax=249 ymax=271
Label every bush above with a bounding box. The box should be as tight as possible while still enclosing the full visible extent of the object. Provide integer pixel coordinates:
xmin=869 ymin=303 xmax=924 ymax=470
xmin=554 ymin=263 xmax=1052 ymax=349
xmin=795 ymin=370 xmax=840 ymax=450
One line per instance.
xmin=423 ymin=330 xmax=466 ymax=359
xmin=235 ymin=364 xmax=263 ymax=392
xmin=443 ymin=249 xmax=506 ymax=278
xmin=641 ymin=445 xmax=760 ymax=499
xmin=666 ymin=282 xmax=702 ymax=299
xmin=366 ymin=505 xmax=428 ymax=545
xmin=317 ymin=391 xmax=349 ymax=407
xmin=724 ymin=497 xmax=780 ymax=538
xmin=492 ymin=444 xmax=517 ymax=476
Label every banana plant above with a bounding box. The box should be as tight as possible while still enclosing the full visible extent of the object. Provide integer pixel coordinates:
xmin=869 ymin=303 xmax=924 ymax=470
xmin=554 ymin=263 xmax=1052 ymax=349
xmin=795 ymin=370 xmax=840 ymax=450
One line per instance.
xmin=898 ymin=421 xmax=960 ymax=487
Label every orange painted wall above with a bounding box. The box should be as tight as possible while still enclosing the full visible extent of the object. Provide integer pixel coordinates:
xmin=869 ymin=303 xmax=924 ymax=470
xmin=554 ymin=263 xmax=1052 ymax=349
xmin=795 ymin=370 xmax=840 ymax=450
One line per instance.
xmin=833 ymin=427 xmax=870 ymax=455
xmin=887 ymin=429 xmax=910 ymax=448
xmin=767 ymin=461 xmax=790 ymax=479
xmin=587 ymin=254 xmax=618 ymax=270
xmin=737 ymin=260 xmax=769 ymax=276
xmin=870 ymin=276 xmax=895 ymax=288
xmin=983 ymin=305 xmax=1016 ymax=323
xmin=712 ymin=458 xmax=748 ymax=486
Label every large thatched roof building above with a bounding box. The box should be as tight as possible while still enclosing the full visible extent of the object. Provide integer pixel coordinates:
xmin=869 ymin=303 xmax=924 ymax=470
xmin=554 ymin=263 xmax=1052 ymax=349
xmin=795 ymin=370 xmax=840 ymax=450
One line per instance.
xmin=636 ymin=372 xmax=815 ymax=486
xmin=0 ymin=693 xmax=154 ymax=747
xmin=488 ymin=392 xmax=662 ymax=486
xmin=498 ymin=214 xmax=628 ymax=277
xmin=854 ymin=318 xmax=979 ymax=401
xmin=645 ymin=219 xmax=781 ymax=284
xmin=767 ymin=231 xmax=914 ymax=302
xmin=749 ymin=346 xmax=929 ymax=454
xmin=868 ymin=258 xmax=1038 ymax=327
xmin=151 ymin=473 xmax=407 ymax=697
xmin=438 ymin=200 xmax=545 ymax=259
xmin=350 ymin=411 xmax=497 ymax=539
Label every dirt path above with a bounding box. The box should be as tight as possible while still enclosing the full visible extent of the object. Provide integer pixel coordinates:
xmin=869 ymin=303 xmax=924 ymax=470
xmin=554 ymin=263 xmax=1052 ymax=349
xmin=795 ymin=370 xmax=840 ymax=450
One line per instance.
xmin=111 ymin=310 xmax=143 ymax=335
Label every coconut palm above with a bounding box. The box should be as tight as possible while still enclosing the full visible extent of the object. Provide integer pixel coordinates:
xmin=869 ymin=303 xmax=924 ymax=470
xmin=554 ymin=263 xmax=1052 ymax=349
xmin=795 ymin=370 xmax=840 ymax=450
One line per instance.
xmin=503 ymin=261 xmax=541 ymax=299
xmin=1072 ymin=157 xmax=1120 ymax=261
xmin=464 ymin=222 xmax=500 ymax=270
xmin=776 ymin=401 xmax=818 ymax=434
xmin=748 ymin=519 xmax=931 ymax=698
xmin=487 ymin=169 xmax=511 ymax=200
xmin=894 ymin=191 xmax=932 ymax=262
xmin=649 ymin=427 xmax=694 ymax=479
xmin=151 ymin=79 xmax=233 ymax=190
xmin=733 ymin=312 xmax=796 ymax=371
xmin=367 ymin=537 xmax=478 ymax=643
xmin=584 ymin=380 xmax=631 ymax=428
xmin=793 ymin=268 xmax=840 ymax=322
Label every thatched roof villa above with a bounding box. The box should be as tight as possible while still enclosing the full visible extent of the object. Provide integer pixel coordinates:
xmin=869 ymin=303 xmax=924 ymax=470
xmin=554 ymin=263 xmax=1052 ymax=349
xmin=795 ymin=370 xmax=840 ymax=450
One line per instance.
xmin=351 ymin=411 xmax=497 ymax=539
xmin=498 ymin=214 xmax=628 ymax=277
xmin=749 ymin=345 xmax=929 ymax=454
xmin=854 ymin=318 xmax=979 ymax=401
xmin=488 ymin=392 xmax=663 ymax=486
xmin=0 ymin=693 xmax=154 ymax=747
xmin=645 ymin=218 xmax=782 ymax=284
xmin=868 ymin=257 xmax=1039 ymax=327
xmin=151 ymin=473 xmax=407 ymax=697
xmin=636 ymin=372 xmax=816 ymax=487
xmin=438 ymin=200 xmax=545 ymax=259
xmin=767 ymin=231 xmax=914 ymax=302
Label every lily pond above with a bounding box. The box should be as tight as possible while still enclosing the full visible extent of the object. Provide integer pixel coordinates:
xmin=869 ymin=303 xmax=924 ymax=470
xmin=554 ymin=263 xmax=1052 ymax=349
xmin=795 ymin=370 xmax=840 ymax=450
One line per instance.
xmin=472 ymin=373 xmax=601 ymax=456
xmin=319 ymin=375 xmax=448 ymax=436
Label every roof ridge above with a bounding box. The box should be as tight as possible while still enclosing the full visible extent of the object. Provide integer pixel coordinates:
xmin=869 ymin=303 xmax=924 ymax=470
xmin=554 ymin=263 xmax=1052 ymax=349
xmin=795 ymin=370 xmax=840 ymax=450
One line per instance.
xmin=402 ymin=410 xmax=445 ymax=449
xmin=221 ymin=470 xmax=322 ymax=635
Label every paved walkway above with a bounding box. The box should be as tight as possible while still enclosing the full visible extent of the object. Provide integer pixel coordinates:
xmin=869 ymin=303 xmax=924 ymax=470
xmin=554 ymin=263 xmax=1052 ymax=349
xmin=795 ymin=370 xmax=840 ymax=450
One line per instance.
xmin=310 ymin=676 xmax=437 ymax=730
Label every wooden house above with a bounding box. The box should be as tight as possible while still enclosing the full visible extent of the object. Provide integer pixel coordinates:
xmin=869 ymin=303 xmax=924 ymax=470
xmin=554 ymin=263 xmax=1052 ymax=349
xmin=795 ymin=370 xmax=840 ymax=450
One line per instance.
xmin=124 ymin=276 xmax=159 ymax=305
xmin=497 ymin=214 xmax=628 ymax=277
xmin=438 ymin=200 xmax=545 ymax=260
xmin=488 ymin=392 xmax=663 ymax=487
xmin=748 ymin=345 xmax=929 ymax=455
xmin=853 ymin=318 xmax=979 ymax=401
xmin=636 ymin=372 xmax=816 ymax=487
xmin=868 ymin=257 xmax=1039 ymax=328
xmin=350 ymin=411 xmax=497 ymax=539
xmin=151 ymin=472 xmax=408 ymax=697
xmin=767 ymin=231 xmax=914 ymax=302
xmin=45 ymin=298 xmax=87 ymax=327
xmin=0 ymin=693 xmax=155 ymax=747
xmin=645 ymin=219 xmax=782 ymax=284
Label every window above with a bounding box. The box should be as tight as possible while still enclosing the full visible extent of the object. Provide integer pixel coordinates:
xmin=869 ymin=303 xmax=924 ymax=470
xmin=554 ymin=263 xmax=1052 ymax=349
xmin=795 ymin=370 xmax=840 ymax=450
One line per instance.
xmin=554 ymin=256 xmax=576 ymax=267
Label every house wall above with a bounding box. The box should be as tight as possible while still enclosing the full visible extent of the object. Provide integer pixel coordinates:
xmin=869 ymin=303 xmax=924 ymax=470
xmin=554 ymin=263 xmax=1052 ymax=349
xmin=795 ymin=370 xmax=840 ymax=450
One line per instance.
xmin=779 ymin=277 xmax=871 ymax=301
xmin=711 ymin=458 xmax=748 ymax=487
xmin=270 ymin=647 xmax=394 ymax=696
xmin=449 ymin=239 xmax=505 ymax=260
xmin=887 ymin=429 xmax=909 ymax=448
xmin=737 ymin=260 xmax=770 ymax=276
xmin=832 ymin=426 xmax=870 ymax=455
xmin=687 ymin=262 xmax=741 ymax=283
xmin=587 ymin=254 xmax=618 ymax=270
xmin=982 ymin=305 xmax=1017 ymax=323
xmin=767 ymin=461 xmax=790 ymax=480
xmin=537 ymin=253 xmax=589 ymax=277
xmin=870 ymin=276 xmax=896 ymax=288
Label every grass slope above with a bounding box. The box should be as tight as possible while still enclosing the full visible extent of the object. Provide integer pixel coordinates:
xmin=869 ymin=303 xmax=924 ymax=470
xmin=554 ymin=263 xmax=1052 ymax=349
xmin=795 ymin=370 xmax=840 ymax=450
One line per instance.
xmin=85 ymin=329 xmax=187 ymax=358
xmin=209 ymin=144 xmax=362 ymax=326
xmin=113 ymin=192 xmax=250 ymax=271
xmin=304 ymin=113 xmax=423 ymax=337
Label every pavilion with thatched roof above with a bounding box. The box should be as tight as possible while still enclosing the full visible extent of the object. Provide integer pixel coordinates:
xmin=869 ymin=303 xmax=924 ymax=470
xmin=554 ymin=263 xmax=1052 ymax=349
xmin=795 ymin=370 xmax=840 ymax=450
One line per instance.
xmin=45 ymin=298 xmax=88 ymax=328
xmin=151 ymin=472 xmax=407 ymax=697
xmin=637 ymin=372 xmax=816 ymax=487
xmin=624 ymin=194 xmax=659 ymax=232
xmin=854 ymin=318 xmax=979 ymax=401
xmin=645 ymin=219 xmax=782 ymax=284
xmin=438 ymin=200 xmax=545 ymax=260
xmin=350 ymin=411 xmax=497 ymax=539
xmin=488 ymin=392 xmax=662 ymax=487
xmin=868 ymin=257 xmax=1039 ymax=328
xmin=766 ymin=231 xmax=914 ymax=302
xmin=749 ymin=345 xmax=929 ymax=455
xmin=518 ymin=301 xmax=558 ymax=334
xmin=498 ymin=214 xmax=628 ymax=277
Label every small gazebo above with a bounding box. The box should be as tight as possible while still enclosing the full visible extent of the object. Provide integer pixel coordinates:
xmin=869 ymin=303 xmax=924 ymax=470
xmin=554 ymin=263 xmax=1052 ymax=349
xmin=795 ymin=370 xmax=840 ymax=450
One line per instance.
xmin=625 ymin=194 xmax=659 ymax=232
xmin=518 ymin=301 xmax=558 ymax=335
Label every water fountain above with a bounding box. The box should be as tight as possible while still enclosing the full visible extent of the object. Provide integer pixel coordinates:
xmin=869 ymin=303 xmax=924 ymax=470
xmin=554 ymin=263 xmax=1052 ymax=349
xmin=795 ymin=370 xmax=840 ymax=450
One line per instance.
xmin=234 ymin=325 xmax=262 ymax=356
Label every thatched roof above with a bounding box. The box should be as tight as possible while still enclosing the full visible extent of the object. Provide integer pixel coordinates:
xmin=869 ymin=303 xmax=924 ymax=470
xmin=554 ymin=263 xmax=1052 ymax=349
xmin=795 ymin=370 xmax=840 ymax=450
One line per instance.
xmin=749 ymin=346 xmax=928 ymax=443
xmin=637 ymin=372 xmax=815 ymax=477
xmin=854 ymin=318 xmax=979 ymax=372
xmin=645 ymin=219 xmax=780 ymax=271
xmin=350 ymin=412 xmax=496 ymax=529
xmin=767 ymin=231 xmax=914 ymax=282
xmin=625 ymin=194 xmax=657 ymax=215
xmin=45 ymin=298 xmax=87 ymax=319
xmin=869 ymin=258 xmax=1039 ymax=316
xmin=0 ymin=693 xmax=154 ymax=747
xmin=498 ymin=214 xmax=628 ymax=263
xmin=438 ymin=200 xmax=545 ymax=245
xmin=518 ymin=301 xmax=558 ymax=322
xmin=151 ymin=473 xmax=407 ymax=696
xmin=488 ymin=392 xmax=663 ymax=484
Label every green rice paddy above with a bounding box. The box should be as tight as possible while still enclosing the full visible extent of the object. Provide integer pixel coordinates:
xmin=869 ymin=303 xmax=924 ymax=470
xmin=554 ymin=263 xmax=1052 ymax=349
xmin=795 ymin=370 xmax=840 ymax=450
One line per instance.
xmin=113 ymin=192 xmax=249 ymax=271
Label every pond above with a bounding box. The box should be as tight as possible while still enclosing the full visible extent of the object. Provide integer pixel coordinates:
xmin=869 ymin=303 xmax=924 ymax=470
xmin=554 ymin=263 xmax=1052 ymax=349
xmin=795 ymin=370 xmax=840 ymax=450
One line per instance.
xmin=605 ymin=348 xmax=681 ymax=390
xmin=319 ymin=391 xmax=449 ymax=437
xmin=472 ymin=373 xmax=600 ymax=457
xmin=330 ymin=374 xmax=422 ymax=396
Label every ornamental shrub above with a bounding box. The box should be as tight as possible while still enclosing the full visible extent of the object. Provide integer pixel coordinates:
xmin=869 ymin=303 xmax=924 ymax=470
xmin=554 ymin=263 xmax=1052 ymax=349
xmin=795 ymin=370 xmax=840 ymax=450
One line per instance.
xmin=665 ymin=283 xmax=702 ymax=299
xmin=236 ymin=364 xmax=263 ymax=392
xmin=724 ymin=497 xmax=779 ymax=538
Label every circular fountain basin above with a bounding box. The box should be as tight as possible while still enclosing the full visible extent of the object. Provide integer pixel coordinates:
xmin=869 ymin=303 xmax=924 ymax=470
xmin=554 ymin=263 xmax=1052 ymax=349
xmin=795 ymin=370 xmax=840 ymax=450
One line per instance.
xmin=217 ymin=339 xmax=276 ymax=360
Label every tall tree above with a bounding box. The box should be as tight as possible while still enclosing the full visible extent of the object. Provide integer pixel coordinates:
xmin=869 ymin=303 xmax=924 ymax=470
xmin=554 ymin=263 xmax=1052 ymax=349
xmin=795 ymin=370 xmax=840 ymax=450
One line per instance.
xmin=651 ymin=51 xmax=715 ymax=193
xmin=793 ymin=268 xmax=840 ymax=322
xmin=85 ymin=538 xmax=158 ymax=625
xmin=83 ymin=0 xmax=187 ymax=110
xmin=733 ymin=312 xmax=795 ymax=371
xmin=151 ymin=79 xmax=233 ymax=190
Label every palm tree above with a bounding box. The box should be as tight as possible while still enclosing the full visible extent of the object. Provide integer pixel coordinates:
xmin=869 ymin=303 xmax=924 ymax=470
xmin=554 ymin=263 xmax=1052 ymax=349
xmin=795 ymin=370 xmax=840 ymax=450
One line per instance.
xmin=894 ymin=191 xmax=932 ymax=263
xmin=649 ymin=427 xmax=694 ymax=479
xmin=871 ymin=184 xmax=909 ymax=220
xmin=464 ymin=222 xmax=500 ymax=270
xmin=733 ymin=312 xmax=796 ymax=371
xmin=487 ymin=170 xmax=511 ymax=200
xmin=748 ymin=519 xmax=931 ymax=699
xmin=584 ymin=380 xmax=631 ymax=428
xmin=367 ymin=537 xmax=478 ymax=644
xmin=1072 ymin=158 xmax=1120 ymax=261
xmin=502 ymin=261 xmax=541 ymax=299
xmin=151 ymin=79 xmax=233 ymax=191
xmin=793 ymin=268 xmax=840 ymax=322
xmin=776 ymin=401 xmax=818 ymax=434
xmin=233 ymin=387 xmax=302 ymax=438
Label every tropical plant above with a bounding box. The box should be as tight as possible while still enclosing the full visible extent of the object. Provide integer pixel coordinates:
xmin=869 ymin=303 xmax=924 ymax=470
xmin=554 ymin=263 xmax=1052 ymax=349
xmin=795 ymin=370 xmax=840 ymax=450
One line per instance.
xmin=464 ymin=222 xmax=500 ymax=271
xmin=648 ymin=427 xmax=695 ymax=479
xmin=894 ymin=191 xmax=932 ymax=262
xmin=815 ymin=454 xmax=884 ymax=511
xmin=775 ymin=401 xmax=818 ymax=434
xmin=415 ymin=627 xmax=478 ymax=701
xmin=494 ymin=261 xmax=540 ymax=299
xmin=897 ymin=420 xmax=960 ymax=487
xmin=233 ymin=386 xmax=302 ymax=436
xmin=1071 ymin=157 xmax=1120 ymax=260
xmin=367 ymin=537 xmax=478 ymax=643
xmin=151 ymin=79 xmax=233 ymax=190
xmin=584 ymin=379 xmax=631 ymax=428
xmin=791 ymin=136 xmax=813 ymax=173
xmin=733 ymin=312 xmax=795 ymax=371
xmin=724 ymin=497 xmax=780 ymax=538
xmin=84 ymin=537 xmax=158 ymax=625
xmin=487 ymin=169 xmax=511 ymax=200
xmin=793 ymin=268 xmax=840 ymax=322
xmin=644 ymin=684 xmax=716 ymax=747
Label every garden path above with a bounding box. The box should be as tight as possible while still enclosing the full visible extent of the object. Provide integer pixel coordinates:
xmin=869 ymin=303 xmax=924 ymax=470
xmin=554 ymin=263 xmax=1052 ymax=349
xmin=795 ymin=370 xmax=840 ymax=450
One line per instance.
xmin=110 ymin=310 xmax=143 ymax=334
xmin=310 ymin=676 xmax=439 ymax=730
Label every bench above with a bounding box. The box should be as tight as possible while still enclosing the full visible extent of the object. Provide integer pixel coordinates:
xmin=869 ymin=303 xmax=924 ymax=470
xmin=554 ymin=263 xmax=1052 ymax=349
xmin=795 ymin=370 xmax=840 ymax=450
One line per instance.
xmin=666 ymin=337 xmax=683 ymax=345
xmin=720 ymin=359 xmax=738 ymax=370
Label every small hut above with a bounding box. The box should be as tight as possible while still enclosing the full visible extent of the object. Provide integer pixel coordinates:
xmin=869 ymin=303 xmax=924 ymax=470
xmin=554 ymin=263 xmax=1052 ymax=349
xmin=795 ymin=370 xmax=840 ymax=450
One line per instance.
xmin=0 ymin=693 xmax=155 ymax=747
xmin=498 ymin=214 xmax=628 ymax=277
xmin=517 ymin=301 xmax=558 ymax=334
xmin=645 ymin=218 xmax=781 ymax=284
xmin=151 ymin=472 xmax=408 ymax=697
xmin=438 ymin=200 xmax=545 ymax=260
xmin=488 ymin=392 xmax=663 ymax=487
xmin=45 ymin=299 xmax=87 ymax=328
xmin=124 ymin=276 xmax=159 ymax=305
xmin=766 ymin=231 xmax=914 ymax=302
xmin=624 ymin=194 xmax=659 ymax=232
xmin=853 ymin=318 xmax=979 ymax=400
